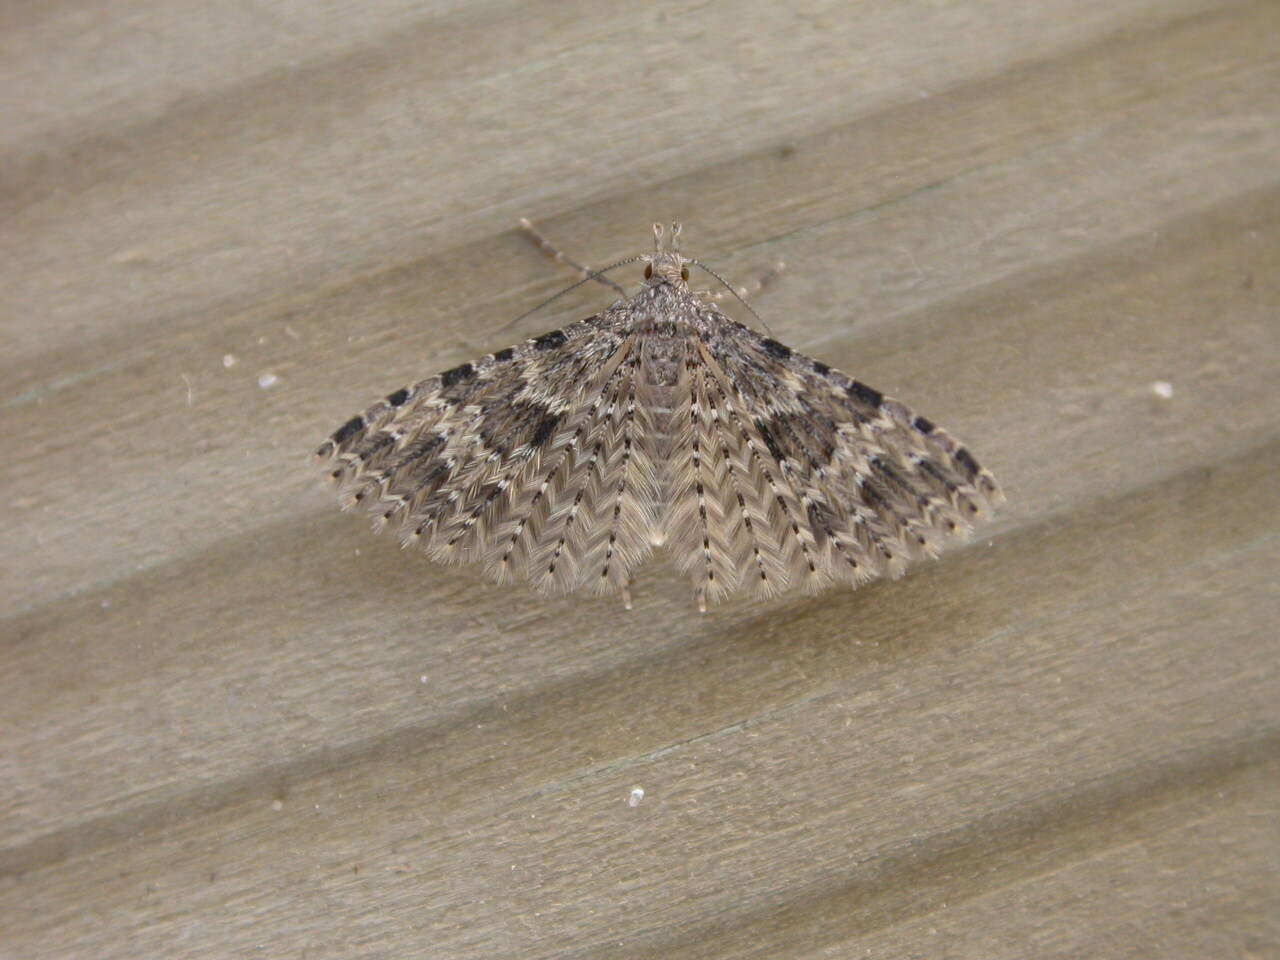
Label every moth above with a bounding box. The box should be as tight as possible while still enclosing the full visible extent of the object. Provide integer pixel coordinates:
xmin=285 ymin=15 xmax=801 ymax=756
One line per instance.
xmin=317 ymin=224 xmax=1001 ymax=610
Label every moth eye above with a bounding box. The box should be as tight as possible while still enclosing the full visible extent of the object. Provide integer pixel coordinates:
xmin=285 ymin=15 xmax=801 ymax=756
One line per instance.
xmin=644 ymin=264 xmax=653 ymax=279
xmin=681 ymin=266 xmax=689 ymax=281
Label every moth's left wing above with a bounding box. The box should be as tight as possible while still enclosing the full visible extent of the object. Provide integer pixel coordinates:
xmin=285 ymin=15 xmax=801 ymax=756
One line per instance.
xmin=316 ymin=312 xmax=662 ymax=596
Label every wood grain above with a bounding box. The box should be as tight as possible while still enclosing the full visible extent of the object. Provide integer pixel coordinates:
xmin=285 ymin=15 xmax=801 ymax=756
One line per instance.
xmin=2 ymin=1 xmax=1277 ymax=957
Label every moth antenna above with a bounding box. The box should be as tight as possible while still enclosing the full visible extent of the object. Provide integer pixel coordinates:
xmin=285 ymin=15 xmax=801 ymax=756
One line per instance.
xmin=502 ymin=255 xmax=645 ymax=331
xmin=690 ymin=259 xmax=775 ymax=336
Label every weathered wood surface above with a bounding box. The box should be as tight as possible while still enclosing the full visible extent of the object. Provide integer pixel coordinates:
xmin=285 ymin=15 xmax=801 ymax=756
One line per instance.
xmin=3 ymin=1 xmax=1278 ymax=957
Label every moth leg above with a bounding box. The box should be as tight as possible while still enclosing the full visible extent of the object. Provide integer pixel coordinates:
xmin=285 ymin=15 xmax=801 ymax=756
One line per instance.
xmin=518 ymin=217 xmax=626 ymax=295
xmin=703 ymin=260 xmax=786 ymax=305
xmin=620 ymin=579 xmax=634 ymax=612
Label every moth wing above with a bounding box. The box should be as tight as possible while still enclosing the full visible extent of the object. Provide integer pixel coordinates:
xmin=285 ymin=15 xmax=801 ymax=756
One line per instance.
xmin=682 ymin=320 xmax=1001 ymax=601
xmin=483 ymin=336 xmax=666 ymax=596
xmin=317 ymin=312 xmax=663 ymax=598
xmin=660 ymin=336 xmax=812 ymax=608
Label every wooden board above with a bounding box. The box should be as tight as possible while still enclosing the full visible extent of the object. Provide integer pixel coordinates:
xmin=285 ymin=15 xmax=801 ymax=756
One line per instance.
xmin=2 ymin=1 xmax=1277 ymax=956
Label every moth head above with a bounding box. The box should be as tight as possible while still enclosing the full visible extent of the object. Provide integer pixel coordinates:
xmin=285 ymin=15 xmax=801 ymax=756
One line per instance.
xmin=643 ymin=221 xmax=692 ymax=288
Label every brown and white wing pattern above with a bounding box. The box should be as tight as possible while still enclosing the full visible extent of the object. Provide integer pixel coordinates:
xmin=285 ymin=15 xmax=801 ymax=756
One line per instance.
xmin=318 ymin=283 xmax=1000 ymax=608
xmin=316 ymin=312 xmax=662 ymax=597
xmin=660 ymin=314 xmax=1003 ymax=605
xmin=660 ymin=334 xmax=809 ymax=608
